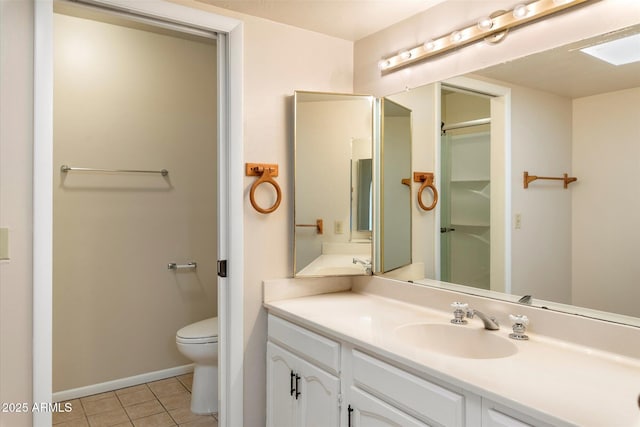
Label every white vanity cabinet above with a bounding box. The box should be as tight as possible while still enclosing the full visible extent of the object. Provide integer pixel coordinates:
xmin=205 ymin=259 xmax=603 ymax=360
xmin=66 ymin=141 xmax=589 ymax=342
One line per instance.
xmin=267 ymin=314 xmax=556 ymax=427
xmin=346 ymin=349 xmax=469 ymax=427
xmin=266 ymin=315 xmax=341 ymax=427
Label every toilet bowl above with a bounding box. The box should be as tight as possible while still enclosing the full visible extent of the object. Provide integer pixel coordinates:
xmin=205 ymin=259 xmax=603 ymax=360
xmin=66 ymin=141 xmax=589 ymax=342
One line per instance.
xmin=176 ymin=317 xmax=218 ymax=414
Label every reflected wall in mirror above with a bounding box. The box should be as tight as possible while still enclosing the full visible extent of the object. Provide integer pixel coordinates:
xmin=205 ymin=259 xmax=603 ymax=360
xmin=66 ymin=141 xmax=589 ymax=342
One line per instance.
xmin=294 ymin=91 xmax=374 ymax=277
xmin=375 ymin=98 xmax=413 ymax=273
xmin=387 ymin=24 xmax=640 ymax=325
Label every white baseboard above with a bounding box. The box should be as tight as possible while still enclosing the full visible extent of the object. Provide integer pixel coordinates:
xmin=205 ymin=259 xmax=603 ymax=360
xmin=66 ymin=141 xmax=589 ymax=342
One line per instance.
xmin=52 ymin=364 xmax=194 ymax=402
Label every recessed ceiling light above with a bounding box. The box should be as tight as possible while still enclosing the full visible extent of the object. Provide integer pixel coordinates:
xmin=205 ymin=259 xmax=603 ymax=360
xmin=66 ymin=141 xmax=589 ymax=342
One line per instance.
xmin=580 ymin=32 xmax=640 ymax=66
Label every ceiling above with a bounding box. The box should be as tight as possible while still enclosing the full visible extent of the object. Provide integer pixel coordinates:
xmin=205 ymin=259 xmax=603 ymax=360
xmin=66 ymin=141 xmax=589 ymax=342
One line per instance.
xmin=198 ymin=0 xmax=447 ymax=41
xmin=473 ymin=24 xmax=640 ymax=99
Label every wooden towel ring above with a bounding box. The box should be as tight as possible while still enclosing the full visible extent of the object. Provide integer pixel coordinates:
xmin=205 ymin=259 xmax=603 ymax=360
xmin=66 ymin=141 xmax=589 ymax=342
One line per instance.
xmin=414 ymin=172 xmax=438 ymax=211
xmin=247 ymin=163 xmax=282 ymax=214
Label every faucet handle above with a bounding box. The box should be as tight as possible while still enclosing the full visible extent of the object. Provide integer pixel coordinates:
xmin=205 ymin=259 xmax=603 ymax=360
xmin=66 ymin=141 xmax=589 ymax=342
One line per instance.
xmin=509 ymin=314 xmax=529 ymax=340
xmin=450 ymin=302 xmax=468 ymax=325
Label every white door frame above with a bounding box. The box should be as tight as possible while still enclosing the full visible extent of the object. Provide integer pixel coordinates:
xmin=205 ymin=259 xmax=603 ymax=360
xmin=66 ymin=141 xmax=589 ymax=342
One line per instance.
xmin=435 ymin=76 xmax=512 ymax=293
xmin=33 ymin=1 xmax=244 ymax=426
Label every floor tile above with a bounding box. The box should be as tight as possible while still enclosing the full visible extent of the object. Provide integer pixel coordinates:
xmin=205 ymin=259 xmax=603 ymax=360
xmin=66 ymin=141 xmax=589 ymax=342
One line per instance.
xmin=147 ymin=378 xmax=187 ymax=398
xmin=54 ymin=418 xmax=90 ymax=427
xmin=125 ymin=399 xmax=165 ymax=420
xmin=177 ymin=417 xmax=218 ymax=427
xmin=83 ymin=395 xmax=123 ymax=416
xmin=55 ymin=375 xmax=212 ymax=427
xmin=117 ymin=386 xmax=156 ymax=407
xmin=87 ymin=407 xmax=130 ymax=427
xmin=53 ymin=399 xmax=84 ymax=424
xmin=131 ymin=412 xmax=176 ymax=427
xmin=157 ymin=391 xmax=191 ymax=411
xmin=81 ymin=392 xmax=116 ymax=403
xmin=176 ymin=374 xmax=193 ymax=392
xmin=168 ymin=407 xmax=213 ymax=425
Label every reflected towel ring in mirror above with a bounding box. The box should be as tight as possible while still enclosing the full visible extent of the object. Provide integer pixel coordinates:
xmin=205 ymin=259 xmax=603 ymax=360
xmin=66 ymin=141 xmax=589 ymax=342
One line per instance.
xmin=414 ymin=172 xmax=438 ymax=211
xmin=246 ymin=163 xmax=282 ymax=214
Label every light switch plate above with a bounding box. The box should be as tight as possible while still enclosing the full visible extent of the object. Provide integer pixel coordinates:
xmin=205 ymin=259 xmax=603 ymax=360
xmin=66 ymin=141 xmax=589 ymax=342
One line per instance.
xmin=0 ymin=228 xmax=8 ymax=260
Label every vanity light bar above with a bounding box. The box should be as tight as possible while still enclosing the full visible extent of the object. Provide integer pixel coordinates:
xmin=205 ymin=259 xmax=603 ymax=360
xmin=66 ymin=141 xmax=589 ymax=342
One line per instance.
xmin=378 ymin=0 xmax=592 ymax=75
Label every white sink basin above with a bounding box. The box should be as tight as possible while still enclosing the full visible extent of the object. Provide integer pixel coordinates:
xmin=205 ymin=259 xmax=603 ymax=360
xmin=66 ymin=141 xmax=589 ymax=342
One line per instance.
xmin=394 ymin=323 xmax=518 ymax=359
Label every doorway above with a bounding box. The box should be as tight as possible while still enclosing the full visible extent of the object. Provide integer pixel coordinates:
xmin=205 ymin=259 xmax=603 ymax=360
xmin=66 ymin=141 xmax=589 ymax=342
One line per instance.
xmin=53 ymin=3 xmax=218 ymax=398
xmin=440 ymin=87 xmax=491 ymax=289
xmin=34 ymin=1 xmax=244 ymax=426
xmin=436 ymin=77 xmax=511 ymax=294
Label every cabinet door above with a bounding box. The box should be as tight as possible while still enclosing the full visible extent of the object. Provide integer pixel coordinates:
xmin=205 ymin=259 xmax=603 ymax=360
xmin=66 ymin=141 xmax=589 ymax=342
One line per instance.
xmin=482 ymin=399 xmax=555 ymax=427
xmin=296 ymin=349 xmax=341 ymax=427
xmin=348 ymin=387 xmax=430 ymax=427
xmin=266 ymin=342 xmax=296 ymax=427
xmin=268 ymin=341 xmax=341 ymax=427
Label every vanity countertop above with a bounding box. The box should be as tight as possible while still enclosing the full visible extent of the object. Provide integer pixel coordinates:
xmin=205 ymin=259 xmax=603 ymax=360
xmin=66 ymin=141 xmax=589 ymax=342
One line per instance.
xmin=264 ymin=281 xmax=640 ymax=427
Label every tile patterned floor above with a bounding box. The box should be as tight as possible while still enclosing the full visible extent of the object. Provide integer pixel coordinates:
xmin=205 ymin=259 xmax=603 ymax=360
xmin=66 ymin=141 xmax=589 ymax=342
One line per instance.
xmin=52 ymin=374 xmax=218 ymax=427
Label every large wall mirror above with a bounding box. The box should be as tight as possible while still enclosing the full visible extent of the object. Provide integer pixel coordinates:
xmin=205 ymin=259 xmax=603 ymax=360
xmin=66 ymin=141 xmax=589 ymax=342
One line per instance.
xmin=293 ymin=91 xmax=374 ymax=277
xmin=388 ymin=23 xmax=640 ymax=326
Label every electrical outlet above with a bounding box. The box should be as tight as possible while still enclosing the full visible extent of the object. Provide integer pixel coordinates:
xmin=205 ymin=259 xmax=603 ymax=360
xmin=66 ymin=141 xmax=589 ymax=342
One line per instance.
xmin=514 ymin=214 xmax=522 ymax=230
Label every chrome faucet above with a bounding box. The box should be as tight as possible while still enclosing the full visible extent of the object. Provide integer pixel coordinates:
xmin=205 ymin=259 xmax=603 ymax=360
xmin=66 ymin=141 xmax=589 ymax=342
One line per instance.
xmin=466 ymin=308 xmax=500 ymax=330
xmin=352 ymin=257 xmax=372 ymax=274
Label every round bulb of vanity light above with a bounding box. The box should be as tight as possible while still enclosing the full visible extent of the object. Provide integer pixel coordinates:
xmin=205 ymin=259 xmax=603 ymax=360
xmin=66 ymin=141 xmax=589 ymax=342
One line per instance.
xmin=477 ymin=16 xmax=493 ymax=30
xmin=378 ymin=59 xmax=391 ymax=70
xmin=423 ymin=39 xmax=435 ymax=51
xmin=399 ymin=50 xmax=412 ymax=60
xmin=450 ymin=31 xmax=463 ymax=43
xmin=513 ymin=4 xmax=528 ymax=18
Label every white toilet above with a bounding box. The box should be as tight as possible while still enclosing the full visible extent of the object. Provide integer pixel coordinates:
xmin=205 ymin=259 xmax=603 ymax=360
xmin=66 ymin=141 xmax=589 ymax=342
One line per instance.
xmin=176 ymin=317 xmax=218 ymax=414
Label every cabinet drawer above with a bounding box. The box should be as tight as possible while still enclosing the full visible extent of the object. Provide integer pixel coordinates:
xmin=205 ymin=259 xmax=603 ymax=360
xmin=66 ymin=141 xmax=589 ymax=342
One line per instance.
xmin=268 ymin=314 xmax=340 ymax=375
xmin=352 ymin=350 xmax=464 ymax=427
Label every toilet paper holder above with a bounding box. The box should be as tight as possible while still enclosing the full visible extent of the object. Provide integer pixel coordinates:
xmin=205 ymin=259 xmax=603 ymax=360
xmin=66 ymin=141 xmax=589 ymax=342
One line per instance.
xmin=168 ymin=262 xmax=197 ymax=270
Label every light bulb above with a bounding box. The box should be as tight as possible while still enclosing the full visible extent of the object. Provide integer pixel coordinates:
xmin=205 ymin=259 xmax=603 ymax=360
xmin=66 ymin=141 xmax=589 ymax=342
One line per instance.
xmin=423 ymin=39 xmax=435 ymax=51
xmin=399 ymin=50 xmax=412 ymax=60
xmin=477 ymin=16 xmax=493 ymax=30
xmin=513 ymin=4 xmax=528 ymax=18
xmin=450 ymin=31 xmax=463 ymax=43
xmin=378 ymin=59 xmax=391 ymax=70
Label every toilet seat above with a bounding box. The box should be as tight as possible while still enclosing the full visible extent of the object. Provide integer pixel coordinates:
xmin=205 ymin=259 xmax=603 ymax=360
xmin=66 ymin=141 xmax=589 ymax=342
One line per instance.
xmin=176 ymin=317 xmax=218 ymax=344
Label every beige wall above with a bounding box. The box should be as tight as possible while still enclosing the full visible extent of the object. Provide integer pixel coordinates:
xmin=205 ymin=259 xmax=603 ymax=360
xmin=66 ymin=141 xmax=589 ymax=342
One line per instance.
xmin=52 ymin=13 xmax=218 ymax=391
xmin=0 ymin=1 xmax=34 ymax=426
xmin=509 ymin=84 xmax=573 ymax=303
xmin=572 ymin=87 xmax=640 ymax=317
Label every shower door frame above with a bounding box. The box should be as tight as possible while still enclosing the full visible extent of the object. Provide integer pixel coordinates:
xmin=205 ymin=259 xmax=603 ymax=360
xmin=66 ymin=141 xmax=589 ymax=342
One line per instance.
xmin=435 ymin=76 xmax=512 ymax=294
xmin=33 ymin=1 xmax=244 ymax=426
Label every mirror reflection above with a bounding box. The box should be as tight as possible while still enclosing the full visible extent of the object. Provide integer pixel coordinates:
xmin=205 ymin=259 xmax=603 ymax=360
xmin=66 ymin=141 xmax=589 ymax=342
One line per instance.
xmin=375 ymin=98 xmax=413 ymax=274
xmin=294 ymin=91 xmax=373 ymax=277
xmin=390 ymin=24 xmax=640 ymax=324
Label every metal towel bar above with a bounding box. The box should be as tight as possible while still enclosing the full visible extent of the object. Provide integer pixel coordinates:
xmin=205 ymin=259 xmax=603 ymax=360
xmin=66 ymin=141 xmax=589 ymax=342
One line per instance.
xmin=167 ymin=262 xmax=197 ymax=270
xmin=61 ymin=165 xmax=169 ymax=176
